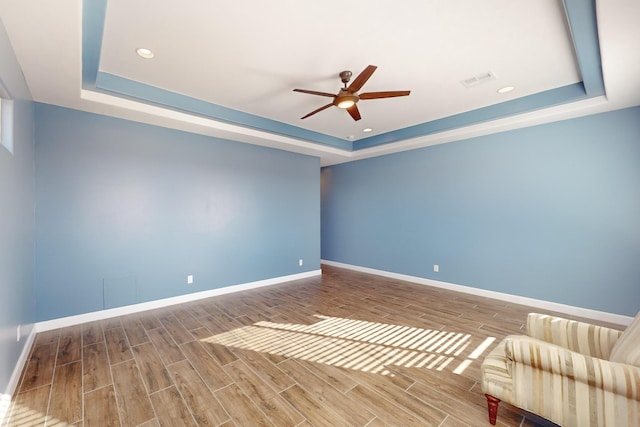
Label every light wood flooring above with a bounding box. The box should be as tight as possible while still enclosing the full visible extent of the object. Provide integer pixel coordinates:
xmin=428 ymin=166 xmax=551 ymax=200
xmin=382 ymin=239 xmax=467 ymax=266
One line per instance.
xmin=3 ymin=265 xmax=621 ymax=427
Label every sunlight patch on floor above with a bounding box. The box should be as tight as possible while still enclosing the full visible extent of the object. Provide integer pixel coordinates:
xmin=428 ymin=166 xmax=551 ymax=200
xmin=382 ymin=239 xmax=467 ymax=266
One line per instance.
xmin=200 ymin=314 xmax=495 ymax=375
xmin=1 ymin=401 xmax=63 ymax=426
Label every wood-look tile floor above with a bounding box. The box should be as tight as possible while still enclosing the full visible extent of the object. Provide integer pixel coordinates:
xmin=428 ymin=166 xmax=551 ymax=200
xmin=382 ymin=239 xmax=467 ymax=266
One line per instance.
xmin=4 ymin=265 xmax=620 ymax=427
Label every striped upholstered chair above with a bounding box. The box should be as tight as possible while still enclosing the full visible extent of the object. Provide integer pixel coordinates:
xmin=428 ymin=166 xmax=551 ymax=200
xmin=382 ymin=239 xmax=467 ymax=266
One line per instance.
xmin=481 ymin=312 xmax=640 ymax=426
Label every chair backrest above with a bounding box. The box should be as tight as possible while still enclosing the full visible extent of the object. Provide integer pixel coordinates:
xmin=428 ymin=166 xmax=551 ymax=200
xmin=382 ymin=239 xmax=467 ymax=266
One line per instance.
xmin=609 ymin=311 xmax=640 ymax=367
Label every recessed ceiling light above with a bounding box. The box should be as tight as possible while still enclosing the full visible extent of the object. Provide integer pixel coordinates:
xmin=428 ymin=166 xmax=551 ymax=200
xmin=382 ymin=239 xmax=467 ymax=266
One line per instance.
xmin=363 ymin=128 xmax=373 ymax=133
xmin=497 ymin=86 xmax=515 ymax=94
xmin=136 ymin=48 xmax=155 ymax=59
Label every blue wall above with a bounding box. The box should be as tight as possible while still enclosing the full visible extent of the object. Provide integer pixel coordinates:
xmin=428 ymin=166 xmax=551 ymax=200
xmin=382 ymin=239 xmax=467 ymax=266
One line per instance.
xmin=0 ymin=21 xmax=35 ymax=395
xmin=0 ymin=100 xmax=35 ymax=394
xmin=322 ymin=107 xmax=640 ymax=316
xmin=34 ymin=104 xmax=320 ymax=321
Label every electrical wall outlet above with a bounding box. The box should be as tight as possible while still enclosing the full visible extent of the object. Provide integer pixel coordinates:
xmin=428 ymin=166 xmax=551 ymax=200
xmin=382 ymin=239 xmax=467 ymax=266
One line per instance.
xmin=187 ymin=274 xmax=193 ymax=285
xmin=433 ymin=264 xmax=439 ymax=273
xmin=16 ymin=324 xmax=21 ymax=342
xmin=299 ymin=259 xmax=304 ymax=266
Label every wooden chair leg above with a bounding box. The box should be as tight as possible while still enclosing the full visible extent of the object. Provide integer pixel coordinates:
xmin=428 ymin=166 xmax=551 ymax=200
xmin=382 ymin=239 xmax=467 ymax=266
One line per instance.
xmin=485 ymin=394 xmax=501 ymax=425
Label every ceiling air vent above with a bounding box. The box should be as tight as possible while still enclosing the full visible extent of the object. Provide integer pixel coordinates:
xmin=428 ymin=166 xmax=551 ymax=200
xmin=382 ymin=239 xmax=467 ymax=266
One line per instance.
xmin=461 ymin=71 xmax=496 ymax=88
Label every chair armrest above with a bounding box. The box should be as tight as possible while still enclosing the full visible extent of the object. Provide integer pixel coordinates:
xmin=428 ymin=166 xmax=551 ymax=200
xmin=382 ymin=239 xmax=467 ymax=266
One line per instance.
xmin=526 ymin=313 xmax=623 ymax=359
xmin=504 ymin=335 xmax=640 ymax=400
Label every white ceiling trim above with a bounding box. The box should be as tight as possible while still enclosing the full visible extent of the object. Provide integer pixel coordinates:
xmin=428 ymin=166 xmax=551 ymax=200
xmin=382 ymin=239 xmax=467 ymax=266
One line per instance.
xmin=0 ymin=0 xmax=638 ymax=166
xmin=82 ymin=86 xmax=614 ymax=166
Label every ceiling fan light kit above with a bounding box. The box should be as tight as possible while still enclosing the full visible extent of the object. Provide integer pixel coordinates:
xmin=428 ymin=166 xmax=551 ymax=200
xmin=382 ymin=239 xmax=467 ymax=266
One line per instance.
xmin=293 ymin=65 xmax=410 ymax=121
xmin=336 ymin=93 xmax=358 ymax=109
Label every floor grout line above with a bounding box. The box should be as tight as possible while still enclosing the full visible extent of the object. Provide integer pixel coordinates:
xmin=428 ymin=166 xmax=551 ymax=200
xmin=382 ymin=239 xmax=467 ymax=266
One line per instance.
xmin=7 ymin=266 xmax=580 ymax=427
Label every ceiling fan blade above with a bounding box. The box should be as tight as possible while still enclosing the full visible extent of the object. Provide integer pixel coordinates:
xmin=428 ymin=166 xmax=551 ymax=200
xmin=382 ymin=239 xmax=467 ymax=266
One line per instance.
xmin=359 ymin=90 xmax=411 ymax=100
xmin=347 ymin=65 xmax=377 ymax=93
xmin=293 ymin=89 xmax=336 ymax=98
xmin=301 ymin=103 xmax=333 ymax=119
xmin=347 ymin=104 xmax=361 ymax=121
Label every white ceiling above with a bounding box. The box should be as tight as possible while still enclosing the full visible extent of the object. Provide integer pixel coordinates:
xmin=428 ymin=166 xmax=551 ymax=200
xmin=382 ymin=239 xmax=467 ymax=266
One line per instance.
xmin=0 ymin=0 xmax=639 ymax=166
xmin=99 ymin=0 xmax=579 ymax=138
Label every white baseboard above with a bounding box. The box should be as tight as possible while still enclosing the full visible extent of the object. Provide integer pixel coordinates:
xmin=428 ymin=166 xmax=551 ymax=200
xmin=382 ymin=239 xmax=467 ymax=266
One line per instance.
xmin=36 ymin=269 xmax=321 ymax=332
xmin=321 ymin=260 xmax=633 ymax=327
xmin=1 ymin=324 xmax=37 ymax=424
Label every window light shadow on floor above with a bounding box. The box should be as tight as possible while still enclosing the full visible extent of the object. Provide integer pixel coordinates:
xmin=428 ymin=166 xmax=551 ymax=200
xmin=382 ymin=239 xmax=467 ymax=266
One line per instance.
xmin=1 ymin=401 xmax=60 ymax=427
xmin=3 ymin=316 xmax=498 ymax=425
xmin=200 ymin=315 xmax=495 ymax=376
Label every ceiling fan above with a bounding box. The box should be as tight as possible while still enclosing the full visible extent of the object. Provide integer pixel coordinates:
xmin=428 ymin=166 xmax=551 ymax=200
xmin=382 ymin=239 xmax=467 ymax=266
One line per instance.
xmin=293 ymin=65 xmax=410 ymax=121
